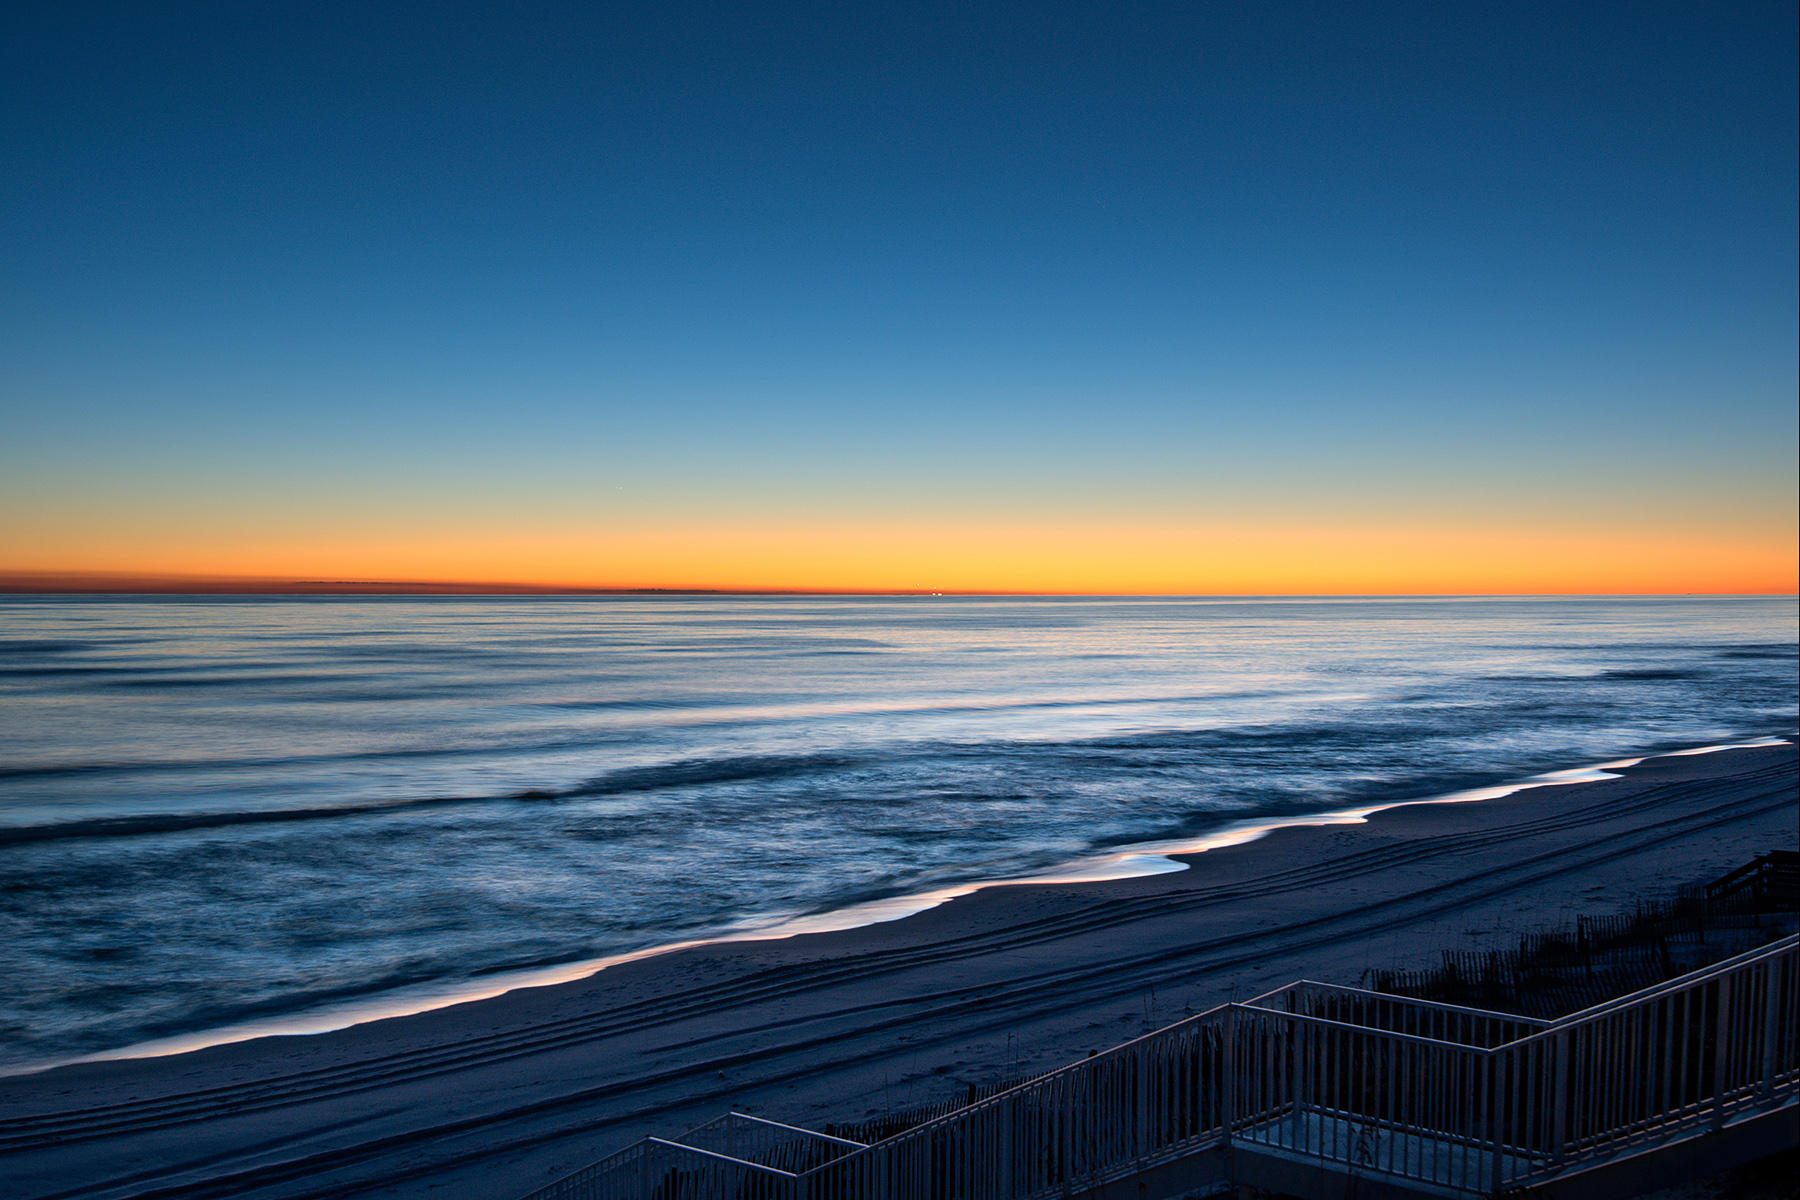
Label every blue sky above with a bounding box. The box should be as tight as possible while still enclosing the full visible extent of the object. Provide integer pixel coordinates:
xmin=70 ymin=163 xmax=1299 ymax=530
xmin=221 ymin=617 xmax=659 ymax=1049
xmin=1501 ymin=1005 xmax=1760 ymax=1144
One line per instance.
xmin=2 ymin=1 xmax=1795 ymax=589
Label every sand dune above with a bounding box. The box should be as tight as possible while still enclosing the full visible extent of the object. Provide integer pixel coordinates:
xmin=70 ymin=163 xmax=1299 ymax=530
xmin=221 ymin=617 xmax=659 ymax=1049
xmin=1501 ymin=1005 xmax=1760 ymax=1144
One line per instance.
xmin=1 ymin=740 xmax=1793 ymax=1200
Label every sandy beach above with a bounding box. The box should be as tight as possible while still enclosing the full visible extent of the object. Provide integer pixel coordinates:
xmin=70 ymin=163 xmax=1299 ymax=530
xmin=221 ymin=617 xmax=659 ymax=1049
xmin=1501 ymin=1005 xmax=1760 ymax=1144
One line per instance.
xmin=2 ymin=739 xmax=1794 ymax=1200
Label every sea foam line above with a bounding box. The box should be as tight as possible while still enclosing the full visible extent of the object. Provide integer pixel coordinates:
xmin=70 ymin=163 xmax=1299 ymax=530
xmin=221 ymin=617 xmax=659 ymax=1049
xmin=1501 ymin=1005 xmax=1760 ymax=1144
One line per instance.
xmin=7 ymin=734 xmax=1789 ymax=1078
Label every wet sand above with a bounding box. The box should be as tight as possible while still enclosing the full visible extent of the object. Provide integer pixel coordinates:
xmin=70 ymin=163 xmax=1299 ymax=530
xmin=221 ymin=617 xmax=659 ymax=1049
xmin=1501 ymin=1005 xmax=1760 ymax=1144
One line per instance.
xmin=2 ymin=739 xmax=1794 ymax=1200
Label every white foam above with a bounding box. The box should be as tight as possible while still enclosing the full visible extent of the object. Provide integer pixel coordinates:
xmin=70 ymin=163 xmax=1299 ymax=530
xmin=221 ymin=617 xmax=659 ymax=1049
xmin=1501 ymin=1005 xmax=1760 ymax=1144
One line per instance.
xmin=10 ymin=734 xmax=1788 ymax=1078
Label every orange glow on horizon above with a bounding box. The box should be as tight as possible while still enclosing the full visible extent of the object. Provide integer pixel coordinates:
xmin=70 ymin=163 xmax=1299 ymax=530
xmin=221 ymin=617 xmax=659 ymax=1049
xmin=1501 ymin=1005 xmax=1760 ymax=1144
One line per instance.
xmin=3 ymin=517 xmax=1794 ymax=595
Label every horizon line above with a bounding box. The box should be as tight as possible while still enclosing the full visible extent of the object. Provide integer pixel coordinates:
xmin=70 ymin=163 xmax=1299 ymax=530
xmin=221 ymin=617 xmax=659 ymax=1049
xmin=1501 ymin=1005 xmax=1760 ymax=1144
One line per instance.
xmin=0 ymin=572 xmax=1792 ymax=599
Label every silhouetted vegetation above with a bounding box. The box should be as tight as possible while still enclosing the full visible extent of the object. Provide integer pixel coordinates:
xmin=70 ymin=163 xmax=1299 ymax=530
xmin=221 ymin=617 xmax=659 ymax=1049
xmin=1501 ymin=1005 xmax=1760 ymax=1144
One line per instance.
xmin=1366 ymin=851 xmax=1798 ymax=1018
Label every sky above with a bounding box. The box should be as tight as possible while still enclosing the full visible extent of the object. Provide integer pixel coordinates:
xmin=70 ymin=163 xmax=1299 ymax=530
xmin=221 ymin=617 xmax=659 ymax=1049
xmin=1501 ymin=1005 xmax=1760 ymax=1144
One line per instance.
xmin=2 ymin=1 xmax=1795 ymax=593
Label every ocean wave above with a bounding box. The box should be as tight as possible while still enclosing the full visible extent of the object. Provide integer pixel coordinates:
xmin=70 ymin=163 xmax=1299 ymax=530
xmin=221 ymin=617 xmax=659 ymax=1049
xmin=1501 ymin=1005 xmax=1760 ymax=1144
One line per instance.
xmin=524 ymin=751 xmax=870 ymax=800
xmin=93 ymin=672 xmax=378 ymax=690
xmin=0 ymin=638 xmax=92 ymax=654
xmin=0 ymin=660 xmax=321 ymax=680
xmin=1715 ymin=645 xmax=1798 ymax=660
xmin=0 ymin=749 xmax=875 ymax=844
xmin=2 ymin=594 xmax=1794 ymax=1070
xmin=0 ymin=798 xmax=466 ymax=845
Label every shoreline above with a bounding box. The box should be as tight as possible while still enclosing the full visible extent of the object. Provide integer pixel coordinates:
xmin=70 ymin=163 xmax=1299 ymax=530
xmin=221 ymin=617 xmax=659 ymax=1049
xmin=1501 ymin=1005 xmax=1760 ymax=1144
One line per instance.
xmin=2 ymin=735 xmax=1793 ymax=1200
xmin=9 ymin=733 xmax=1791 ymax=1081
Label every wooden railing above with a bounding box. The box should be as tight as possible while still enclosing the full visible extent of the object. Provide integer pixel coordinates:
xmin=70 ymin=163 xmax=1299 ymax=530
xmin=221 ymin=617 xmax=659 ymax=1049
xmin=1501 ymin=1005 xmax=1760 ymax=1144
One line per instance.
xmin=522 ymin=934 xmax=1798 ymax=1199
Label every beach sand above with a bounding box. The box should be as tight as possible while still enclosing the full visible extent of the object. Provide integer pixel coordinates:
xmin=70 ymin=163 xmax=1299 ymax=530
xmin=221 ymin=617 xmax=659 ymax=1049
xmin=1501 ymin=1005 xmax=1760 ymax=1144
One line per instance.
xmin=2 ymin=739 xmax=1794 ymax=1200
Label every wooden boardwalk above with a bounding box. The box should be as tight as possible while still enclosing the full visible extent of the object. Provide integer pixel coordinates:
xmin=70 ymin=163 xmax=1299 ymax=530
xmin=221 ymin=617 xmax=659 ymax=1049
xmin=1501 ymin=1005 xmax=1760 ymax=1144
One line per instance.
xmin=522 ymin=931 xmax=1797 ymax=1199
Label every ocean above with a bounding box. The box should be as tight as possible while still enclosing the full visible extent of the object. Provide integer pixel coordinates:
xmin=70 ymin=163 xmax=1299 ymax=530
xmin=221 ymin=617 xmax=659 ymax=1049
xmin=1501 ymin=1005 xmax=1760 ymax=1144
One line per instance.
xmin=0 ymin=594 xmax=1794 ymax=1072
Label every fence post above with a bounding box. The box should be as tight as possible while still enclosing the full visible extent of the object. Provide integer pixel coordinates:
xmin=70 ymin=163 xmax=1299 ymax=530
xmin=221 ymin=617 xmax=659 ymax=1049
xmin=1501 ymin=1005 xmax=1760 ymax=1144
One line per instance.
xmin=1760 ymin=960 xmax=1780 ymax=1099
xmin=1135 ymin=1040 xmax=1149 ymax=1163
xmin=1551 ymin=1027 xmax=1569 ymax=1166
xmin=1488 ymin=1050 xmax=1505 ymax=1197
xmin=1000 ymin=1096 xmax=1014 ymax=1198
xmin=1294 ymin=1016 xmax=1308 ymax=1128
xmin=1713 ymin=974 xmax=1733 ymax=1125
xmin=1221 ymin=1007 xmax=1236 ymax=1145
